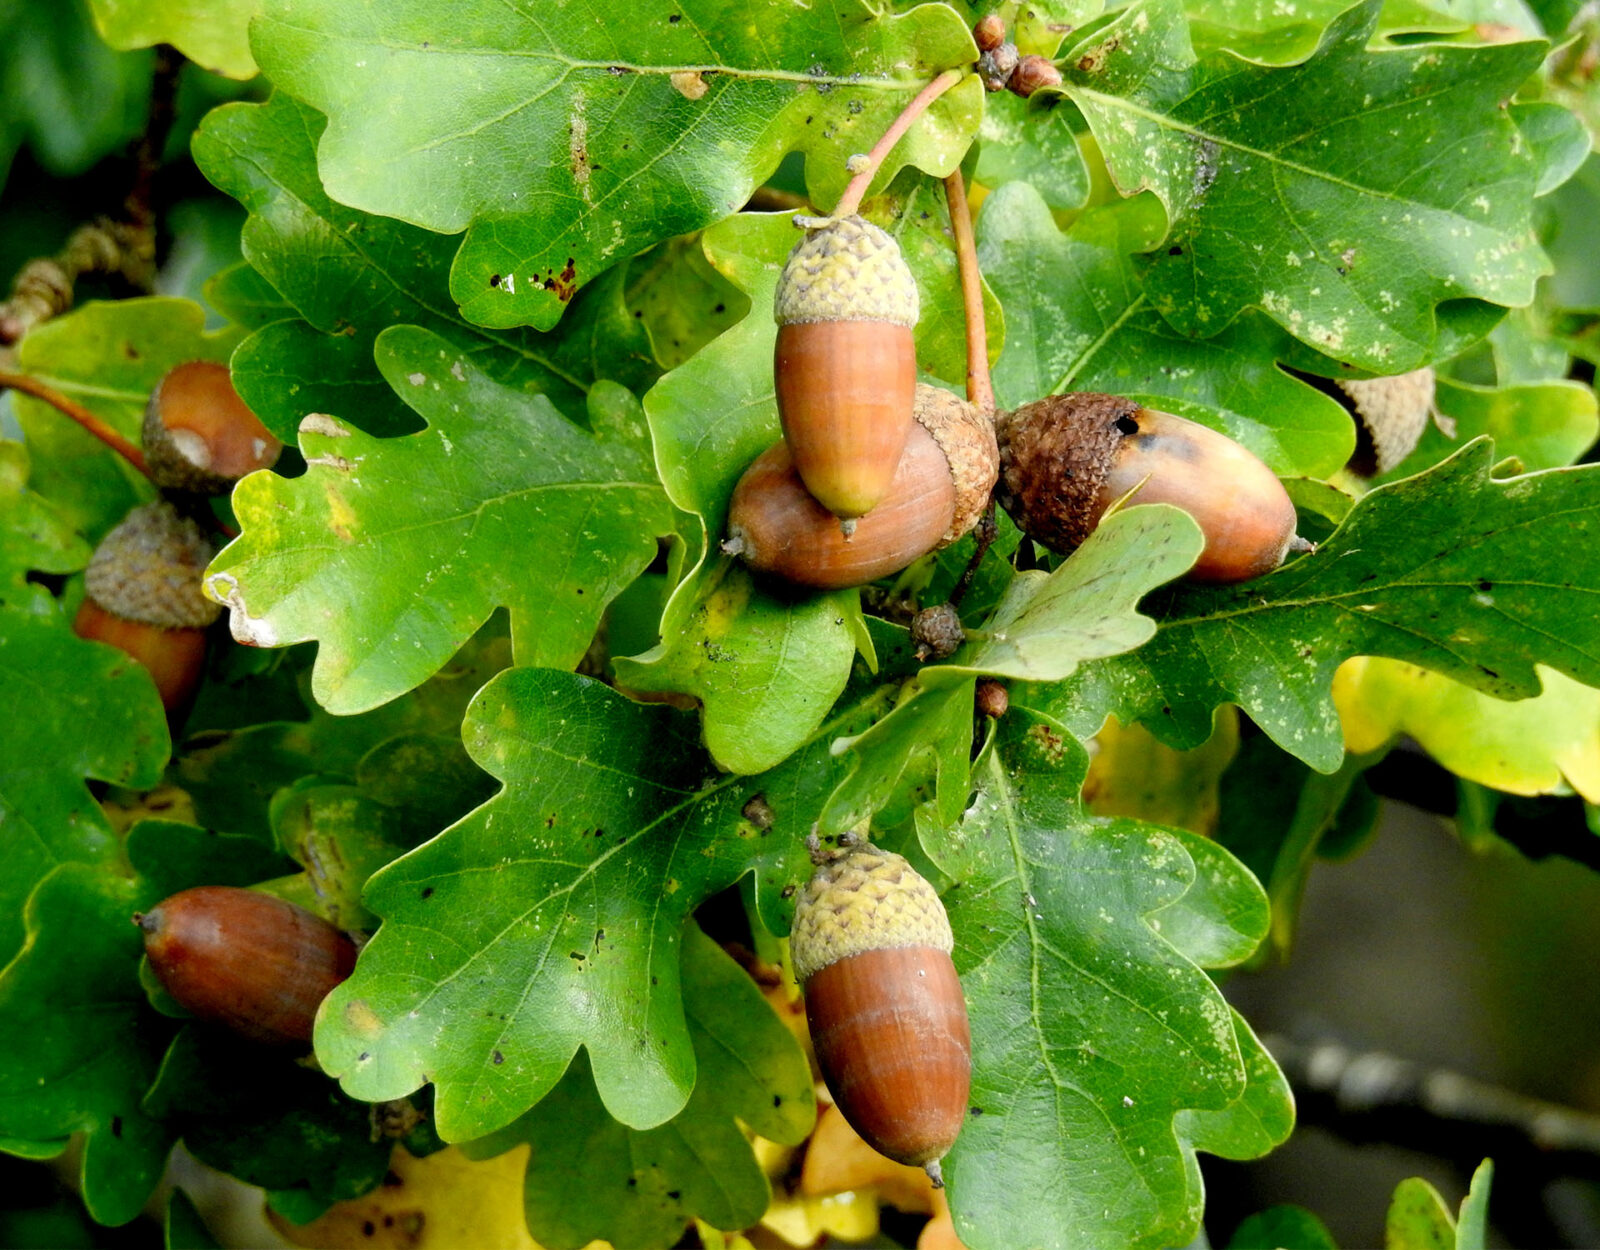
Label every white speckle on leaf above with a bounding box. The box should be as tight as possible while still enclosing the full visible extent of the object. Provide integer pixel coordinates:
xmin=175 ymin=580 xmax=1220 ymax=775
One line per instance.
xmin=299 ymin=413 xmax=348 ymax=438
xmin=451 ymin=360 xmax=466 ymax=381
xmin=407 ymin=372 xmax=426 ymax=386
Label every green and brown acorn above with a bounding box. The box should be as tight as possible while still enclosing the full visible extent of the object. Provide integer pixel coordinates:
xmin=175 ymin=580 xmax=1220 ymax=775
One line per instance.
xmin=995 ymin=393 xmax=1308 ymax=583
xmin=73 ymin=500 xmax=219 ymax=715
xmin=789 ymin=836 xmax=971 ymax=1184
xmin=774 ymin=215 xmax=920 ymax=520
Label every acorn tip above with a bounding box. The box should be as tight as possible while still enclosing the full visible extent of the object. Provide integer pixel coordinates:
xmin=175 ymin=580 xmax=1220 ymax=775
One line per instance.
xmin=925 ymin=1158 xmax=945 ymax=1188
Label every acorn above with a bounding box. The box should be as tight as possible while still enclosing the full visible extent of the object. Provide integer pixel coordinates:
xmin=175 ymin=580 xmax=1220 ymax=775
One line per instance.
xmin=1335 ymin=367 xmax=1448 ymax=475
xmin=73 ymin=500 xmax=219 ymax=714
xmin=724 ymin=384 xmax=998 ymax=590
xmin=1008 ymin=55 xmax=1063 ymax=97
xmin=774 ymin=215 xmax=920 ymax=519
xmin=789 ymin=837 xmax=970 ymax=1184
xmin=973 ymin=14 xmax=1006 ymax=52
xmin=143 ymin=360 xmax=282 ymax=495
xmin=995 ymin=393 xmax=1305 ymax=583
xmin=135 ymin=886 xmax=358 ymax=1047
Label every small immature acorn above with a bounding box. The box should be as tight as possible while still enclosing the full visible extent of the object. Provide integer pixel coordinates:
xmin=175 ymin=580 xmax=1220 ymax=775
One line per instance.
xmin=973 ymin=14 xmax=1007 ymax=51
xmin=996 ymin=393 xmax=1304 ymax=583
xmin=136 ymin=886 xmax=358 ymax=1047
xmin=774 ymin=214 xmax=920 ymax=519
xmin=789 ymin=837 xmax=971 ymax=1184
xmin=73 ymin=500 xmax=220 ymax=714
xmin=143 ymin=360 xmax=282 ymax=495
xmin=725 ymin=383 xmax=998 ymax=590
xmin=1007 ymin=54 xmax=1064 ymax=97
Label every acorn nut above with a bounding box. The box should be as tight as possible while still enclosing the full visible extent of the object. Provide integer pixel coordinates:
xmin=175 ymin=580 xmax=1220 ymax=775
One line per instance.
xmin=136 ymin=886 xmax=358 ymax=1047
xmin=1007 ymin=55 xmax=1063 ymax=96
xmin=996 ymin=393 xmax=1303 ymax=583
xmin=73 ymin=500 xmax=219 ymax=715
xmin=789 ymin=838 xmax=971 ymax=1184
xmin=774 ymin=215 xmax=920 ymax=519
xmin=724 ymin=383 xmax=998 ymax=590
xmin=143 ymin=360 xmax=282 ymax=495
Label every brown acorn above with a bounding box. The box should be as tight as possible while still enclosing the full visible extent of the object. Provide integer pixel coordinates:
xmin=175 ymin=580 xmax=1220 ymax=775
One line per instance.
xmin=995 ymin=393 xmax=1303 ymax=583
xmin=725 ymin=384 xmax=997 ymax=590
xmin=143 ymin=360 xmax=282 ymax=495
xmin=1008 ymin=55 xmax=1063 ymax=96
xmin=789 ymin=838 xmax=970 ymax=1184
xmin=136 ymin=886 xmax=358 ymax=1047
xmin=973 ymin=14 xmax=1006 ymax=51
xmin=73 ymin=501 xmax=219 ymax=714
xmin=774 ymin=215 xmax=920 ymax=519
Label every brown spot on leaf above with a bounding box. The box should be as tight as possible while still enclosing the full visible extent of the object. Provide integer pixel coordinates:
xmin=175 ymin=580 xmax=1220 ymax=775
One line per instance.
xmin=671 ymin=69 xmax=709 ymax=99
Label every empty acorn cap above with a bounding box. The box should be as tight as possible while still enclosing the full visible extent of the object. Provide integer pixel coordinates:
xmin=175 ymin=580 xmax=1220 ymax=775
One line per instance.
xmin=774 ymin=215 xmax=920 ymax=328
xmin=84 ymin=501 xmax=221 ymax=629
xmin=789 ymin=842 xmax=953 ymax=983
xmin=914 ymin=384 xmax=998 ymax=546
xmin=1337 ymin=367 xmax=1440 ymax=474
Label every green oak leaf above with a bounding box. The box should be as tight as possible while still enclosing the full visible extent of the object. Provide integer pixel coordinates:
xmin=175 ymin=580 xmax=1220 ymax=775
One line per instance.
xmin=0 ymin=610 xmax=167 ymax=964
xmin=264 ymin=780 xmax=411 ymax=931
xmin=1371 ymin=375 xmax=1599 ymax=483
xmin=1033 ymin=440 xmax=1600 ymax=772
xmin=466 ymin=925 xmax=814 ymax=1250
xmin=1386 ymin=1176 xmax=1458 ymax=1250
xmin=205 ymin=325 xmax=672 ymax=714
xmin=822 ymin=505 xmax=1205 ymax=832
xmin=203 ymin=262 xmax=296 ymax=329
xmin=313 ymin=668 xmax=878 ymax=1142
xmin=13 ymin=298 xmax=244 ymax=540
xmin=924 ymin=709 xmax=1287 ymax=1250
xmin=1061 ymin=0 xmax=1548 ymax=371
xmin=613 ymin=560 xmax=861 ymax=776
xmin=1226 ymin=1206 xmax=1339 ymax=1250
xmin=626 ymin=233 xmax=751 ymax=372
xmin=0 ymin=865 xmax=173 ymax=1227
xmin=977 ymin=181 xmax=1354 ymax=477
xmin=1457 ymin=1159 xmax=1493 ymax=1250
xmin=144 ymin=1026 xmax=437 ymax=1222
xmin=87 ymin=0 xmax=260 ymax=78
xmin=252 ymin=0 xmax=982 ymax=330
xmin=974 ymin=92 xmax=1091 ymax=210
xmin=0 ymin=441 xmax=89 ymax=614
xmin=193 ymin=94 xmax=656 ymax=431
xmin=1185 ymin=0 xmax=1464 ymax=65
xmin=0 ymin=1 xmax=150 ymax=182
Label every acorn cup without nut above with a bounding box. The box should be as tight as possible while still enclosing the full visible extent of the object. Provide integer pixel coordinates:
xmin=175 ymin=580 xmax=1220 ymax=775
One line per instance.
xmin=789 ymin=836 xmax=971 ymax=1185
xmin=774 ymin=214 xmax=920 ymax=520
xmin=725 ymin=383 xmax=998 ymax=590
xmin=143 ymin=360 xmax=283 ymax=495
xmin=73 ymin=500 xmax=220 ymax=715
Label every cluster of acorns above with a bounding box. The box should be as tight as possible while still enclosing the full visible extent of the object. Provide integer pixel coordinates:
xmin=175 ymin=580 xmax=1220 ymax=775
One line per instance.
xmin=72 ymin=361 xmax=282 ymax=717
xmin=723 ymin=213 xmax=1309 ymax=596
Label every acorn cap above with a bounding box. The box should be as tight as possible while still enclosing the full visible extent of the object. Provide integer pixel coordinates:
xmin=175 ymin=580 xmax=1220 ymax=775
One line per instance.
xmin=85 ymin=501 xmax=220 ymax=629
xmin=1337 ymin=367 xmax=1440 ymax=474
xmin=914 ymin=385 xmax=998 ymax=547
xmin=790 ymin=842 xmax=953 ymax=983
xmin=774 ymin=216 xmax=920 ymax=328
xmin=995 ymin=392 xmax=1134 ymax=552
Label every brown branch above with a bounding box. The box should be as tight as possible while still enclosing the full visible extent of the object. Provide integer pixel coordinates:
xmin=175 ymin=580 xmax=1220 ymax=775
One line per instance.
xmin=0 ymin=371 xmax=149 ymax=477
xmin=943 ymin=170 xmax=993 ymax=415
xmin=830 ymin=69 xmax=966 ymax=221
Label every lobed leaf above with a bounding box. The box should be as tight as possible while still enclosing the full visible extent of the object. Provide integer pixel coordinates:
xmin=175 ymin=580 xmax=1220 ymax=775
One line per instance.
xmin=87 ymin=0 xmax=261 ymax=78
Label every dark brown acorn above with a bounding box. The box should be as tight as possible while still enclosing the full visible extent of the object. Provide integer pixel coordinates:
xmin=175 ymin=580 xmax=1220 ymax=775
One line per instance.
xmin=774 ymin=215 xmax=920 ymax=519
xmin=973 ymin=14 xmax=1006 ymax=51
xmin=143 ymin=360 xmax=282 ymax=495
xmin=73 ymin=501 xmax=219 ymax=715
xmin=995 ymin=393 xmax=1303 ymax=583
xmin=789 ymin=838 xmax=970 ymax=1184
xmin=136 ymin=886 xmax=358 ymax=1047
xmin=725 ymin=384 xmax=997 ymax=590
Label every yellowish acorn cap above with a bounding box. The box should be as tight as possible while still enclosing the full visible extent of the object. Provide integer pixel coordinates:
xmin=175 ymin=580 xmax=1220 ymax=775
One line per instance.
xmin=85 ymin=501 xmax=221 ymax=630
xmin=789 ymin=841 xmax=953 ymax=983
xmin=774 ymin=215 xmax=920 ymax=328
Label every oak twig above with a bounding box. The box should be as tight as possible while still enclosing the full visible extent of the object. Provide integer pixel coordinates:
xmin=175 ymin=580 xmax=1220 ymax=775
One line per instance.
xmin=827 ymin=69 xmax=965 ymax=222
xmin=0 ymin=371 xmax=149 ymax=478
xmin=942 ymin=171 xmax=993 ymax=416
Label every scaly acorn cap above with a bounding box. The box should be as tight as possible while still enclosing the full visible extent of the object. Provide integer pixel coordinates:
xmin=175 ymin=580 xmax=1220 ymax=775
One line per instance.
xmin=774 ymin=215 xmax=920 ymax=328
xmin=914 ymin=384 xmax=998 ymax=547
xmin=789 ymin=841 xmax=953 ymax=984
xmin=85 ymin=501 xmax=221 ymax=630
xmin=994 ymin=392 xmax=1134 ymax=552
xmin=1336 ymin=367 xmax=1444 ymax=474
